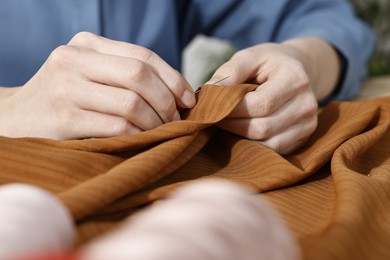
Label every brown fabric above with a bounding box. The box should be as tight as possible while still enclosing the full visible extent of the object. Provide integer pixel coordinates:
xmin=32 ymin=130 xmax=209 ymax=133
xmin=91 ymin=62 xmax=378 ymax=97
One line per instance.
xmin=0 ymin=84 xmax=390 ymax=259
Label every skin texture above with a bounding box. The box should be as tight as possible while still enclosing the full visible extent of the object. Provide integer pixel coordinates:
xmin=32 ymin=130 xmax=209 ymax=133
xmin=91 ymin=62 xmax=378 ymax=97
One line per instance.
xmin=0 ymin=32 xmax=195 ymax=140
xmin=0 ymin=33 xmax=340 ymax=154
xmin=207 ymin=37 xmax=340 ymax=154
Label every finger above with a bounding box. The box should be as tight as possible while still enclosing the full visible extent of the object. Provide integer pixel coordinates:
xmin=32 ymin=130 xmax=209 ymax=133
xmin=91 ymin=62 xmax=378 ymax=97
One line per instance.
xmin=219 ymin=115 xmax=317 ymax=154
xmin=257 ymin=116 xmax=318 ymax=155
xmin=229 ymin=80 xmax=315 ymax=119
xmin=58 ymin=46 xmax=179 ymax=123
xmin=229 ymin=69 xmax=311 ymax=118
xmin=218 ymin=111 xmax=316 ymax=142
xmin=61 ymin=110 xmax=142 ymax=140
xmin=277 ymin=136 xmax=310 ymax=155
xmin=72 ymin=82 xmax=165 ymax=131
xmin=206 ymin=50 xmax=265 ymax=85
xmin=219 ymin=92 xmax=318 ymax=140
xmin=68 ymin=32 xmax=195 ymax=108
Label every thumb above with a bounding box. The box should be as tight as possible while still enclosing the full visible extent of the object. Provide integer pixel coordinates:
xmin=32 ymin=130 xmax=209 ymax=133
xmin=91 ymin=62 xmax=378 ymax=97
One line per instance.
xmin=205 ymin=52 xmax=257 ymax=85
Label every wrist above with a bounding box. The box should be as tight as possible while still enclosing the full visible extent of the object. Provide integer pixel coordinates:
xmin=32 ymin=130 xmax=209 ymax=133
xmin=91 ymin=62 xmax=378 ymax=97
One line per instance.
xmin=282 ymin=37 xmax=341 ymax=101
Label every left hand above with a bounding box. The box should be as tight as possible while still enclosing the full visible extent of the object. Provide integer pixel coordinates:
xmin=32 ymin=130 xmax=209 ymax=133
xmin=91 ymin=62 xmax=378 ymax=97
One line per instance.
xmin=207 ymin=42 xmax=320 ymax=154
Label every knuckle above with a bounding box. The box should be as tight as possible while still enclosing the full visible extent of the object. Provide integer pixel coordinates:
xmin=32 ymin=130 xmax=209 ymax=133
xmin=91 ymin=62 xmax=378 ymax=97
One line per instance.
xmin=299 ymin=92 xmax=318 ymax=118
xmin=110 ymin=118 xmax=131 ymax=136
xmin=48 ymin=45 xmax=77 ymax=68
xmin=261 ymin=98 xmax=275 ymax=115
xmin=305 ymin=95 xmax=319 ymax=116
xmin=125 ymin=60 xmax=148 ymax=82
xmin=307 ymin=116 xmax=318 ymax=134
xmin=120 ymin=94 xmax=141 ymax=115
xmin=134 ymin=47 xmax=154 ymax=62
xmin=70 ymin=31 xmax=99 ymax=45
xmin=233 ymin=49 xmax=251 ymax=60
xmin=298 ymin=117 xmax=318 ymax=143
xmin=250 ymin=121 xmax=271 ymax=140
xmin=296 ymin=72 xmax=310 ymax=90
xmin=267 ymin=139 xmax=283 ymax=154
xmin=255 ymin=95 xmax=275 ymax=116
xmin=287 ymin=61 xmax=310 ymax=89
xmin=160 ymin=97 xmax=177 ymax=122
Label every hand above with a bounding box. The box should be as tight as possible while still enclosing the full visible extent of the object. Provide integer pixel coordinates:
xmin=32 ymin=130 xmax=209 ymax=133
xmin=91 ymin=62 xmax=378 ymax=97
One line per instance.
xmin=0 ymin=32 xmax=195 ymax=139
xmin=207 ymin=38 xmax=340 ymax=154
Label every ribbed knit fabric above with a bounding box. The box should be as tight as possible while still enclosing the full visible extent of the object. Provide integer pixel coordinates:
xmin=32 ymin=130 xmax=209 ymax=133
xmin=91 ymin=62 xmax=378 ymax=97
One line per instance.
xmin=0 ymin=84 xmax=389 ymax=259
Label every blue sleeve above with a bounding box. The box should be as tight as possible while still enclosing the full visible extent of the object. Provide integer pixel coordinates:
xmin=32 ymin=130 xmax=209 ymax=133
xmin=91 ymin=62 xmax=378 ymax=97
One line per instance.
xmin=183 ymin=0 xmax=375 ymax=101
xmin=272 ymin=0 xmax=375 ymax=101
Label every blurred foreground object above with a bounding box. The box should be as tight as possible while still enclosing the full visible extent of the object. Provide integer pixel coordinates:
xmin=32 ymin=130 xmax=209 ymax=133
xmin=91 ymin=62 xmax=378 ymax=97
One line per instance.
xmin=350 ymin=0 xmax=390 ymax=75
xmin=0 ymin=184 xmax=74 ymax=259
xmin=82 ymin=180 xmax=300 ymax=260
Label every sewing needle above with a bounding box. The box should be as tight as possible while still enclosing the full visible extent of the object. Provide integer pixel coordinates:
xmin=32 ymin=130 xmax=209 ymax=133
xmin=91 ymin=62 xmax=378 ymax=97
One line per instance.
xmin=195 ymin=76 xmax=230 ymax=94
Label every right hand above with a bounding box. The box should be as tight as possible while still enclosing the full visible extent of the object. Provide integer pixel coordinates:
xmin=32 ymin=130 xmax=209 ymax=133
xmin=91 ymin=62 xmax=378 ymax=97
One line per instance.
xmin=0 ymin=32 xmax=195 ymax=139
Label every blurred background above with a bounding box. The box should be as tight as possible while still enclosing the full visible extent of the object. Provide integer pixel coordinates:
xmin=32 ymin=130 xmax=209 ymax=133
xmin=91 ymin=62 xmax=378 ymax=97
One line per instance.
xmin=351 ymin=0 xmax=390 ymax=76
xmin=183 ymin=0 xmax=390 ymax=88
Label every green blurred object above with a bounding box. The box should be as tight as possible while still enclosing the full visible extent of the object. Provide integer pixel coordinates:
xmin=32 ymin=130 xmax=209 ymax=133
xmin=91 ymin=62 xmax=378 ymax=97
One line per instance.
xmin=350 ymin=0 xmax=390 ymax=76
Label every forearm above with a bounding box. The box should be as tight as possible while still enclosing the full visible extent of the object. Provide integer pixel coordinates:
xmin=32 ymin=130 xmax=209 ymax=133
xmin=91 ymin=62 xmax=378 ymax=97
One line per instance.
xmin=283 ymin=37 xmax=341 ymax=102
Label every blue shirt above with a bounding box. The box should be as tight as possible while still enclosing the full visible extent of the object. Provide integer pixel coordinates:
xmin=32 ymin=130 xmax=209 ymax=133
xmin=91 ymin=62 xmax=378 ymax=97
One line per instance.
xmin=0 ymin=0 xmax=374 ymax=100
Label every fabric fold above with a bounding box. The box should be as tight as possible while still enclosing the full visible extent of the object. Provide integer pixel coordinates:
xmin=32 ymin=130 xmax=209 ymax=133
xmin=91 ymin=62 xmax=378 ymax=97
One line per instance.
xmin=0 ymin=84 xmax=389 ymax=259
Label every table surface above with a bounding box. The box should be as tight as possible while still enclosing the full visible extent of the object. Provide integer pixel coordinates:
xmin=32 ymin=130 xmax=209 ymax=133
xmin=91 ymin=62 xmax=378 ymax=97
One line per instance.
xmin=354 ymin=76 xmax=390 ymax=101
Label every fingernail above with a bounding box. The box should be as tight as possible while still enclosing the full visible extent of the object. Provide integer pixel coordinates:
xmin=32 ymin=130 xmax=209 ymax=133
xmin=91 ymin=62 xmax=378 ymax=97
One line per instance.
xmin=182 ymin=89 xmax=196 ymax=108
xmin=172 ymin=110 xmax=181 ymax=121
